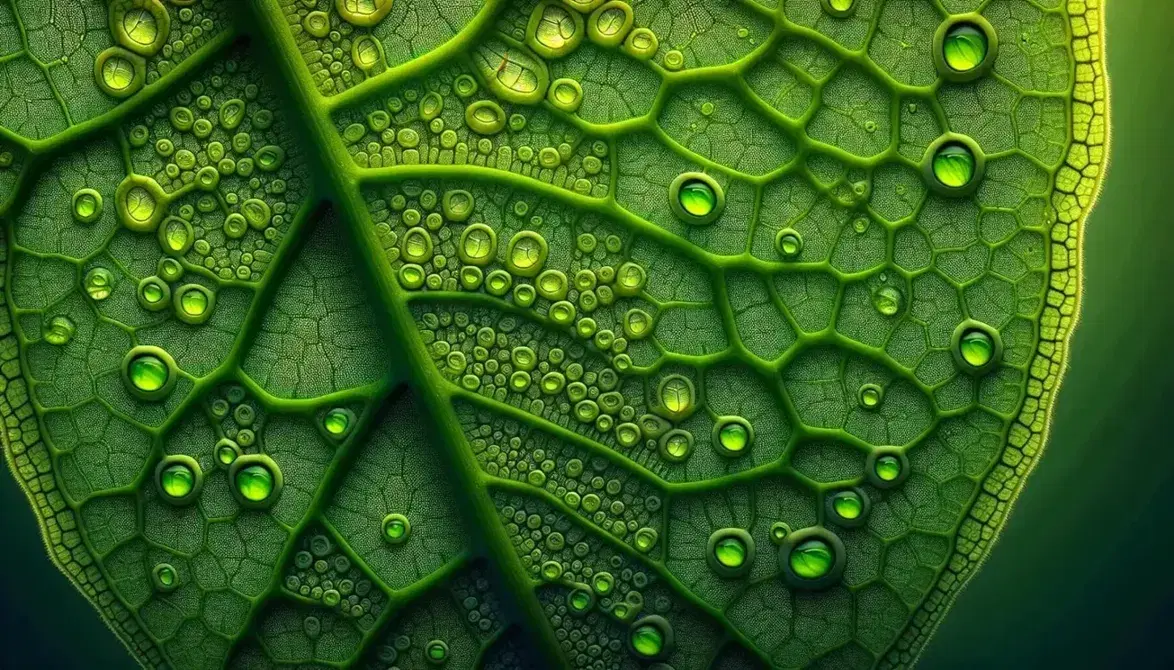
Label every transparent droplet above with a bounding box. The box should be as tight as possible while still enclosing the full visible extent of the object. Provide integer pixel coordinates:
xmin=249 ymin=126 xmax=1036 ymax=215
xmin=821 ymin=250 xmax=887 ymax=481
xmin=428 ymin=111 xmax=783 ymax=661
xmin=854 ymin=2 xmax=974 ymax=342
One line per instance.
xmin=932 ymin=142 xmax=976 ymax=188
xmin=72 ymin=188 xmax=103 ymax=223
xmin=872 ymin=286 xmax=903 ymax=316
xmin=659 ymin=376 xmax=694 ymax=415
xmin=129 ymin=353 xmax=169 ymax=392
xmin=43 ymin=316 xmax=75 ymax=346
xmin=713 ymin=536 xmax=747 ymax=568
xmin=716 ymin=420 xmax=750 ymax=454
xmin=874 ymin=454 xmax=902 ymax=482
xmin=776 ymin=229 xmax=803 ymax=259
xmin=832 ymin=491 xmax=864 ymax=520
xmin=789 ymin=539 xmax=833 ymax=579
xmin=382 ymin=513 xmax=410 ymax=543
xmin=153 ymin=563 xmax=176 ymax=588
xmin=180 ymin=288 xmax=209 ymax=316
xmin=160 ymin=462 xmax=195 ymax=499
xmin=959 ymin=329 xmax=994 ymax=367
xmin=323 ymin=409 xmax=351 ymax=437
xmin=858 ymin=384 xmax=883 ymax=408
xmin=630 ymin=622 xmax=664 ymax=658
xmin=84 ymin=267 xmax=115 ymax=300
xmin=425 ymin=640 xmax=448 ymax=663
xmin=943 ymin=23 xmax=989 ymax=72
xmin=678 ymin=179 xmax=716 ymax=217
xmin=235 ymin=464 xmax=275 ymax=502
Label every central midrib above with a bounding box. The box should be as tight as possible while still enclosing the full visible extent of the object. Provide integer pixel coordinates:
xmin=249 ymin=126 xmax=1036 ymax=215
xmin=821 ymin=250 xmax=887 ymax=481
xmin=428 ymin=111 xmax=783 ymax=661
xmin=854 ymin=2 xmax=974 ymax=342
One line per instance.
xmin=239 ymin=0 xmax=569 ymax=666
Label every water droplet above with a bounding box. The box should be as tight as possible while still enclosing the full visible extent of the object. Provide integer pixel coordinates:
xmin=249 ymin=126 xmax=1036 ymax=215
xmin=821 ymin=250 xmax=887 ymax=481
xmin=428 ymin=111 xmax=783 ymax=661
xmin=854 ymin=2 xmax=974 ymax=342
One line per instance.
xmin=235 ymin=463 xmax=275 ymax=502
xmin=83 ymin=268 xmax=115 ymax=300
xmin=120 ymin=8 xmax=160 ymax=50
xmin=770 ymin=522 xmax=790 ymax=544
xmin=622 ymin=308 xmax=653 ymax=339
xmin=175 ymin=284 xmax=208 ymax=317
xmin=401 ymin=227 xmax=434 ymax=263
xmin=659 ymin=429 xmax=693 ymax=462
xmin=95 ymin=47 xmax=144 ymax=97
xmin=215 ymin=438 xmax=240 ymax=466
xmin=548 ymin=78 xmax=583 ymax=113
xmin=529 ymin=1 xmax=583 ymax=58
xmin=775 ymin=228 xmax=803 ymax=259
xmin=658 ymin=375 xmax=695 ymax=418
xmin=858 ymin=383 xmax=883 ymax=409
xmin=832 ymin=491 xmax=864 ymax=520
xmin=789 ymin=539 xmax=833 ymax=579
xmin=959 ymin=328 xmax=994 ymax=367
xmin=72 ymin=188 xmax=103 ymax=224
xmin=160 ymin=462 xmax=195 ymax=499
xmin=458 ymin=223 xmax=496 ymax=266
xmin=678 ymin=180 xmax=715 ymax=217
xmin=254 ymin=145 xmax=285 ymax=172
xmin=352 ymin=35 xmax=384 ymax=72
xmin=874 ymin=454 xmax=902 ymax=482
xmin=152 ymin=563 xmax=177 ymax=592
xmin=137 ymin=276 xmax=171 ymax=311
xmin=932 ymin=142 xmax=976 ymax=188
xmin=506 ymin=231 xmax=548 ymax=277
xmin=943 ymin=23 xmax=989 ymax=72
xmin=614 ymin=262 xmax=646 ymax=297
xmin=872 ymin=286 xmax=903 ymax=316
xmin=129 ymin=352 xmax=169 ymax=392
xmin=323 ymin=408 xmax=352 ymax=437
xmin=623 ymin=27 xmax=659 ymax=60
xmin=425 ymin=640 xmax=448 ymax=664
xmin=628 ymin=616 xmax=672 ymax=659
xmin=634 ymin=527 xmax=659 ymax=552
xmin=715 ymin=536 xmax=746 ymax=567
xmin=465 ymin=100 xmax=506 ymax=135
xmin=714 ymin=418 xmax=752 ymax=456
xmin=568 ymin=587 xmax=593 ymax=613
xmin=589 ymin=1 xmax=634 ymax=47
xmin=43 ymin=316 xmax=75 ymax=346
xmin=382 ymin=513 xmax=411 ymax=544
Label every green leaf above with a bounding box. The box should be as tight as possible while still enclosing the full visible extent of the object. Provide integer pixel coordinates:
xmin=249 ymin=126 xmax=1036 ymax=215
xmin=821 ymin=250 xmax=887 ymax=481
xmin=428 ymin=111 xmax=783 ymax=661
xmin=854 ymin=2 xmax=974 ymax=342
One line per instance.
xmin=0 ymin=0 xmax=1107 ymax=668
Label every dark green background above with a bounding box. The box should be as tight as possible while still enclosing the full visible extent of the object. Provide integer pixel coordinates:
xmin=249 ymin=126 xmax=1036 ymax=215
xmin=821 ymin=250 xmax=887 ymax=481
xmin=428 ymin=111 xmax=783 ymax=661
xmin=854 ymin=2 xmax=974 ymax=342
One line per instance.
xmin=2 ymin=1 xmax=1170 ymax=667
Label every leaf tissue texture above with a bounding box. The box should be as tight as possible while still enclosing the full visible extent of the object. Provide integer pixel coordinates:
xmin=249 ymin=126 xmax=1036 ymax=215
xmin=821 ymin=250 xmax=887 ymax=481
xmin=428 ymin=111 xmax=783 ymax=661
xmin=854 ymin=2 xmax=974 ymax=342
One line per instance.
xmin=0 ymin=0 xmax=1107 ymax=668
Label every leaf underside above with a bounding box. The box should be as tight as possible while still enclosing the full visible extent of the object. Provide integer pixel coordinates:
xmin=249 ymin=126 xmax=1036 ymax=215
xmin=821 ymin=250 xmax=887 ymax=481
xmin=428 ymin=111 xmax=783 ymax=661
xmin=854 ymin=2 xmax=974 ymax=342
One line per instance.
xmin=0 ymin=0 xmax=1107 ymax=669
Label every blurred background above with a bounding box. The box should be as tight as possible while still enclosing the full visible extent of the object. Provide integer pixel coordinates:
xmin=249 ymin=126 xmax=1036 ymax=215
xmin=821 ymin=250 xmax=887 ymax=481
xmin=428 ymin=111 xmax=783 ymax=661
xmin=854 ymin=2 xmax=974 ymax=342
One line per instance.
xmin=2 ymin=0 xmax=1171 ymax=667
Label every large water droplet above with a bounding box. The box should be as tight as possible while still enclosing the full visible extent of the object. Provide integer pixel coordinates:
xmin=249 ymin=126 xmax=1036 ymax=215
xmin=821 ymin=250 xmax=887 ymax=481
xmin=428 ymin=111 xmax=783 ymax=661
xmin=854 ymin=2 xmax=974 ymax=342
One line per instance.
xmin=323 ymin=408 xmax=352 ymax=437
xmin=872 ymin=286 xmax=903 ymax=316
xmin=160 ymin=462 xmax=195 ymax=499
xmin=874 ymin=454 xmax=902 ymax=482
xmin=678 ymin=180 xmax=716 ymax=217
xmin=658 ymin=375 xmax=694 ymax=417
xmin=943 ymin=23 xmax=989 ymax=72
xmin=43 ymin=316 xmax=75 ymax=346
xmin=959 ymin=329 xmax=994 ymax=367
xmin=932 ymin=142 xmax=976 ymax=188
xmin=789 ymin=539 xmax=833 ymax=579
xmin=714 ymin=536 xmax=747 ymax=568
xmin=832 ymin=491 xmax=864 ymax=520
xmin=72 ymin=188 xmax=103 ymax=224
xmin=129 ymin=353 xmax=169 ymax=392
xmin=235 ymin=463 xmax=275 ymax=502
xmin=630 ymin=623 xmax=664 ymax=657
xmin=382 ymin=513 xmax=411 ymax=544
xmin=714 ymin=418 xmax=751 ymax=456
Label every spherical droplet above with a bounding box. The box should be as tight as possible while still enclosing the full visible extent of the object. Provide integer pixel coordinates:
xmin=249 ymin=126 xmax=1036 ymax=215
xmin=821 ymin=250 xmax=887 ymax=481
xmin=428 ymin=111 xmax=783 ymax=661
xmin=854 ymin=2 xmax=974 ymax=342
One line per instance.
xmin=160 ymin=462 xmax=195 ymax=499
xmin=715 ymin=418 xmax=751 ymax=456
xmin=72 ymin=188 xmax=103 ymax=224
xmin=789 ymin=539 xmax=833 ymax=579
xmin=425 ymin=640 xmax=448 ymax=664
xmin=858 ymin=383 xmax=883 ymax=409
xmin=323 ymin=409 xmax=351 ymax=437
xmin=943 ymin=23 xmax=989 ymax=72
xmin=629 ymin=617 xmax=672 ymax=659
xmin=152 ymin=563 xmax=177 ymax=592
xmin=832 ymin=491 xmax=864 ymax=520
xmin=714 ymin=536 xmax=747 ymax=568
xmin=678 ymin=179 xmax=715 ymax=217
xmin=775 ymin=229 xmax=803 ymax=259
xmin=828 ymin=0 xmax=855 ymax=12
xmin=634 ymin=527 xmax=659 ymax=553
xmin=874 ymin=454 xmax=902 ymax=482
xmin=382 ymin=513 xmax=411 ymax=544
xmin=658 ymin=375 xmax=694 ymax=417
xmin=43 ymin=315 xmax=75 ymax=346
xmin=959 ymin=329 xmax=994 ymax=367
xmin=568 ymin=587 xmax=593 ymax=613
xmin=84 ymin=267 xmax=115 ymax=300
xmin=932 ymin=142 xmax=976 ymax=188
xmin=872 ymin=286 xmax=903 ymax=316
xmin=129 ymin=353 xmax=169 ymax=393
xmin=235 ymin=463 xmax=275 ymax=503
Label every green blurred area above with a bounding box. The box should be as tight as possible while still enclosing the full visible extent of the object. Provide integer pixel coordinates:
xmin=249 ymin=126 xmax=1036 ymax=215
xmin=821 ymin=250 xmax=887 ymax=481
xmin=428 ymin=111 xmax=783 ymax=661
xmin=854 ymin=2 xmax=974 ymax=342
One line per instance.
xmin=1 ymin=0 xmax=1172 ymax=667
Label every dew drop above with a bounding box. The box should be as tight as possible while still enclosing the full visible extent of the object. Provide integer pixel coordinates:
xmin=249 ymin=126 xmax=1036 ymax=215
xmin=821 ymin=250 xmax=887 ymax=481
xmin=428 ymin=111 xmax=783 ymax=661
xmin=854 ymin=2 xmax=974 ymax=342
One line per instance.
xmin=775 ymin=229 xmax=803 ymax=259
xmin=160 ymin=462 xmax=195 ymax=499
xmin=932 ymin=142 xmax=976 ymax=188
xmin=129 ymin=353 xmax=169 ymax=392
xmin=72 ymin=188 xmax=103 ymax=224
xmin=678 ymin=179 xmax=715 ymax=217
xmin=832 ymin=491 xmax=864 ymax=520
xmin=568 ymin=587 xmax=593 ymax=613
xmin=152 ymin=563 xmax=176 ymax=591
xmin=382 ymin=513 xmax=411 ymax=544
xmin=323 ymin=408 xmax=351 ymax=437
xmin=658 ymin=375 xmax=694 ymax=417
xmin=959 ymin=329 xmax=994 ymax=367
xmin=714 ymin=536 xmax=747 ymax=568
xmin=715 ymin=418 xmax=751 ymax=455
xmin=789 ymin=539 xmax=833 ymax=579
xmin=43 ymin=315 xmax=75 ymax=346
xmin=84 ymin=267 xmax=115 ymax=300
xmin=235 ymin=463 xmax=275 ymax=502
xmin=872 ymin=286 xmax=903 ymax=316
xmin=858 ymin=383 xmax=883 ymax=409
xmin=874 ymin=454 xmax=902 ymax=482
xmin=943 ymin=23 xmax=989 ymax=72
xmin=425 ymin=640 xmax=448 ymax=664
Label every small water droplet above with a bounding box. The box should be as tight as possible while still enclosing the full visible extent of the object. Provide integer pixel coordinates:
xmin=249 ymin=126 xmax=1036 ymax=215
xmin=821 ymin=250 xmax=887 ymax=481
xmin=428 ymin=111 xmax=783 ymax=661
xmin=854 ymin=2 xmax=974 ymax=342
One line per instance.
xmin=932 ymin=142 xmax=976 ymax=188
xmin=873 ymin=286 xmax=902 ymax=316
xmin=959 ymin=328 xmax=994 ymax=367
xmin=874 ymin=454 xmax=902 ymax=482
xmin=43 ymin=316 xmax=75 ymax=346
